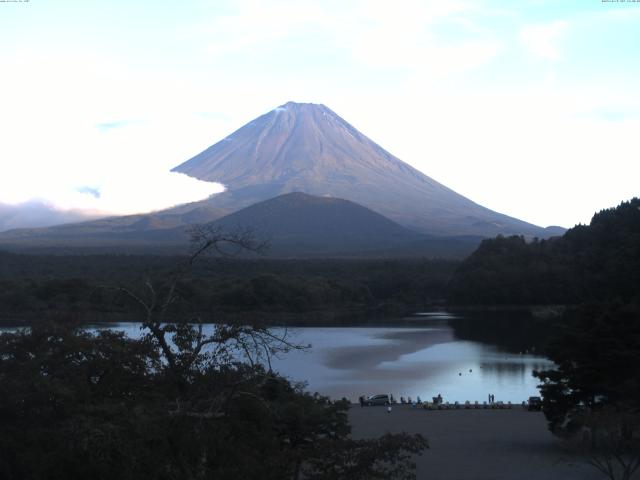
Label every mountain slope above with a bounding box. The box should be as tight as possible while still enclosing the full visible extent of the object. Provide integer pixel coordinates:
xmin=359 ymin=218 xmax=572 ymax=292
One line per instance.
xmin=0 ymin=204 xmax=225 ymax=252
xmin=173 ymin=101 xmax=552 ymax=237
xmin=212 ymin=192 xmax=421 ymax=256
xmin=201 ymin=192 xmax=482 ymax=257
xmin=0 ymin=193 xmax=482 ymax=257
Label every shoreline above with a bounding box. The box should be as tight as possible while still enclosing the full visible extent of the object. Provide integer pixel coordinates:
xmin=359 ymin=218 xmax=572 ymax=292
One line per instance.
xmin=0 ymin=304 xmax=562 ymax=328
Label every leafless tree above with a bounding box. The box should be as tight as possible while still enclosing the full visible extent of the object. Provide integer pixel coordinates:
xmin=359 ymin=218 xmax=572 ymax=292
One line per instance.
xmin=107 ymin=225 xmax=303 ymax=383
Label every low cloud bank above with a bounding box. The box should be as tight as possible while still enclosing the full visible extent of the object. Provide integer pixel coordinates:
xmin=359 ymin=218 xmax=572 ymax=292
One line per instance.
xmin=0 ymin=200 xmax=101 ymax=232
xmin=0 ymin=172 xmax=224 ymax=231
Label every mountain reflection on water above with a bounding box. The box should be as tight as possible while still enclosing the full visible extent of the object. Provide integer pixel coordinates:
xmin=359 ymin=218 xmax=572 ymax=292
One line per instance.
xmin=448 ymin=309 xmax=554 ymax=354
xmin=2 ymin=311 xmax=553 ymax=403
xmin=271 ymin=312 xmax=553 ymax=402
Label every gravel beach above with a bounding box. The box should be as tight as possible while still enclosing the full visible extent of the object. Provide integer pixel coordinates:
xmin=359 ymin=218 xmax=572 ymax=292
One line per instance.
xmin=349 ymin=406 xmax=602 ymax=480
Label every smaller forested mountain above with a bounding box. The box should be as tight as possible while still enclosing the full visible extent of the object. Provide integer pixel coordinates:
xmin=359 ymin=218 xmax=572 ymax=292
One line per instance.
xmin=447 ymin=198 xmax=640 ymax=305
xmin=210 ymin=192 xmax=422 ymax=255
xmin=209 ymin=192 xmax=481 ymax=257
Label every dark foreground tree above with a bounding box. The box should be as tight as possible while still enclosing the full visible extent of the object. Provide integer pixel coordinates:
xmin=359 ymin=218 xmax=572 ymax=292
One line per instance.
xmin=534 ymin=303 xmax=640 ymax=480
xmin=578 ymin=406 xmax=640 ymax=480
xmin=447 ymin=197 xmax=640 ymax=307
xmin=0 ymin=322 xmax=426 ymax=479
xmin=0 ymin=226 xmax=426 ymax=479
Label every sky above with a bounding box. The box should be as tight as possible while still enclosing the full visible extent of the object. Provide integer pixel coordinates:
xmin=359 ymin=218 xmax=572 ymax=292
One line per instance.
xmin=1 ymin=0 xmax=639 ymax=228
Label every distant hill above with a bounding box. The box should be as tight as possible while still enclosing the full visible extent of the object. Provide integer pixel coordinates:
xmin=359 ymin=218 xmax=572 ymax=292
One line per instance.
xmin=447 ymin=197 xmax=640 ymax=305
xmin=173 ymin=101 xmax=557 ymax=238
xmin=0 ymin=204 xmax=225 ymax=253
xmin=0 ymin=193 xmax=482 ymax=258
xmin=209 ymin=192 xmax=481 ymax=257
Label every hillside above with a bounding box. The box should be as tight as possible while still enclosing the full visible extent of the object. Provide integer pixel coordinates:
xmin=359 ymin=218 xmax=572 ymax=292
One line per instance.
xmin=209 ymin=192 xmax=481 ymax=257
xmin=447 ymin=197 xmax=640 ymax=305
xmin=0 ymin=193 xmax=482 ymax=257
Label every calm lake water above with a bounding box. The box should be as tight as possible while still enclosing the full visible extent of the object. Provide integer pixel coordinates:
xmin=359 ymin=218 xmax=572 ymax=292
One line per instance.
xmin=2 ymin=313 xmax=553 ymax=403
xmin=270 ymin=325 xmax=551 ymax=403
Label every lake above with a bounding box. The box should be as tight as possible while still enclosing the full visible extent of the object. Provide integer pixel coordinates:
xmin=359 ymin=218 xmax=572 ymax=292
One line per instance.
xmin=271 ymin=325 xmax=551 ymax=403
xmin=32 ymin=311 xmax=552 ymax=404
xmin=1 ymin=312 xmax=552 ymax=404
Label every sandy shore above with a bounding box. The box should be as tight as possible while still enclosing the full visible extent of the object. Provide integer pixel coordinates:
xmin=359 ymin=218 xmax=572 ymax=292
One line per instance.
xmin=349 ymin=406 xmax=601 ymax=480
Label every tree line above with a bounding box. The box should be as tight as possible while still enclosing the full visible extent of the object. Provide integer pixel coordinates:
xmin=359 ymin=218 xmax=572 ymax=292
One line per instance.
xmin=0 ymin=254 xmax=457 ymax=325
xmin=447 ymin=198 xmax=640 ymax=306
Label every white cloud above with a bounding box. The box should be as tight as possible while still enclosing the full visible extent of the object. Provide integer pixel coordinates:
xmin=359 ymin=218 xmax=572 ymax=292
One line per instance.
xmin=195 ymin=0 xmax=497 ymax=77
xmin=520 ymin=20 xmax=567 ymax=61
xmin=198 ymin=0 xmax=330 ymax=58
xmin=64 ymin=172 xmax=223 ymax=215
xmin=0 ymin=50 xmax=228 ymax=216
xmin=406 ymin=41 xmax=502 ymax=85
xmin=0 ymin=168 xmax=223 ymax=217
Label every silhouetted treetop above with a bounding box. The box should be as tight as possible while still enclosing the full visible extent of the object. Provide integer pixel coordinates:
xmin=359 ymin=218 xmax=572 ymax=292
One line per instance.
xmin=448 ymin=198 xmax=640 ymax=305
